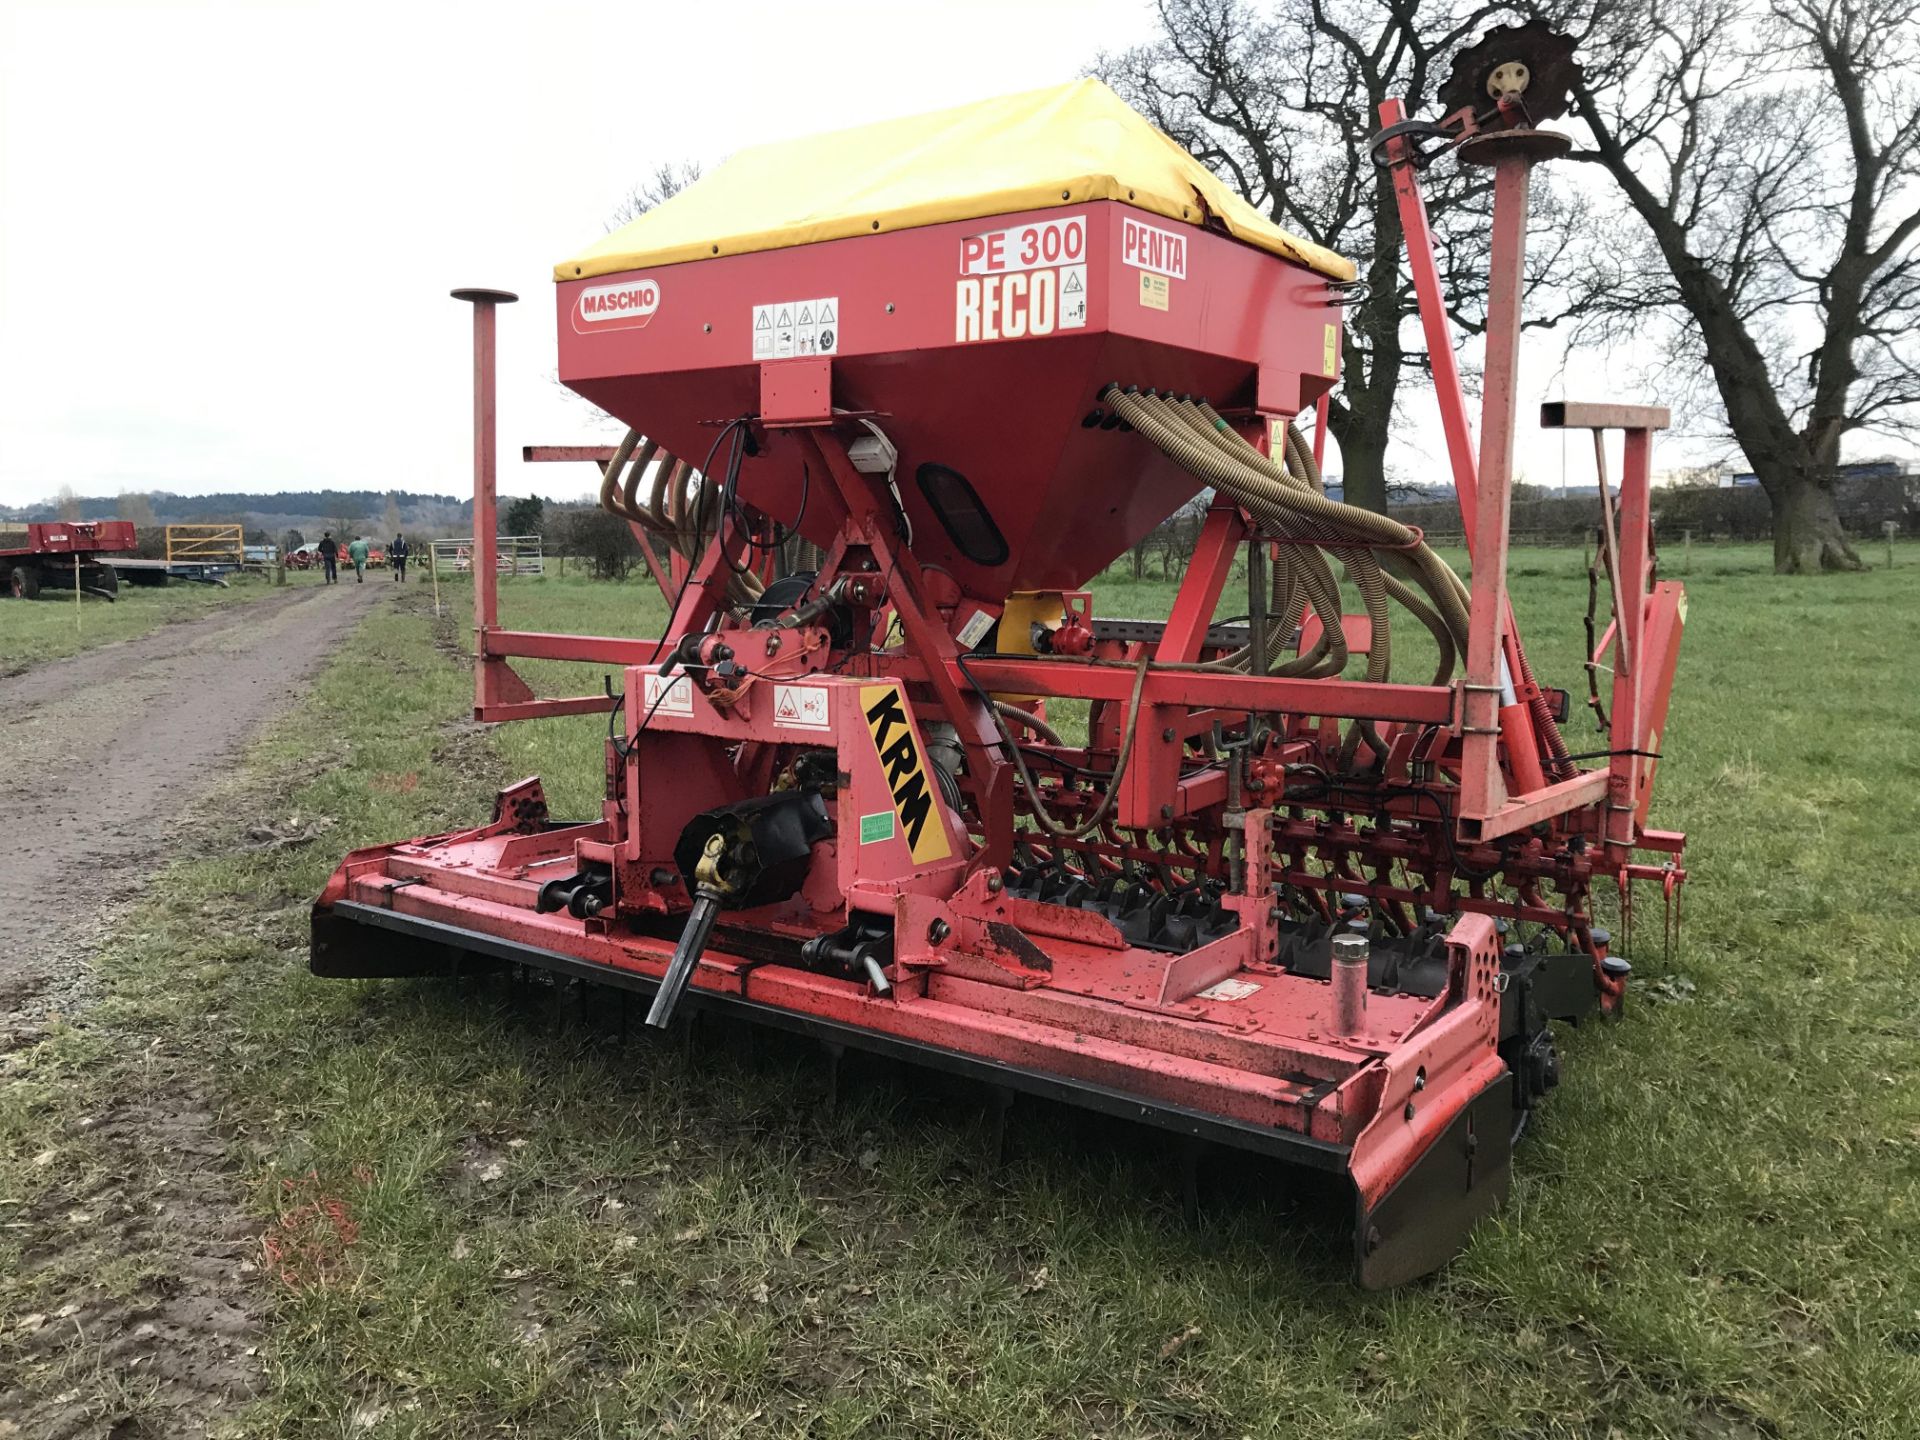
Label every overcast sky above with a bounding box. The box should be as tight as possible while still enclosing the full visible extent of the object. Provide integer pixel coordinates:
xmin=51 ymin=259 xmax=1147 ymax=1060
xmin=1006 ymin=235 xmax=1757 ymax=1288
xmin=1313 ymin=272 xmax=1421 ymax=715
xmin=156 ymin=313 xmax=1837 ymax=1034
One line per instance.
xmin=2 ymin=0 xmax=1732 ymax=513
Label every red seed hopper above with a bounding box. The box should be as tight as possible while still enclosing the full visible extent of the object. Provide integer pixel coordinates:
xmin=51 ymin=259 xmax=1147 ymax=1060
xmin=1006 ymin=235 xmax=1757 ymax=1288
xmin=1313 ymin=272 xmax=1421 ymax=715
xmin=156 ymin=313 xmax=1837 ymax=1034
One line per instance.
xmin=315 ymin=30 xmax=1687 ymax=1285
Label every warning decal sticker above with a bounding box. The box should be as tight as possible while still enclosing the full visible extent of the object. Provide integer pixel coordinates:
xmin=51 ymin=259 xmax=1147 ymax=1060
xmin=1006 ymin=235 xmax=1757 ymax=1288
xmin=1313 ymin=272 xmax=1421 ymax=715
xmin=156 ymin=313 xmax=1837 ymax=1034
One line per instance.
xmin=772 ymin=683 xmax=830 ymax=732
xmin=955 ymin=215 xmax=1087 ymax=343
xmin=859 ymin=685 xmax=952 ymax=864
xmin=752 ymin=297 xmax=838 ymax=360
xmin=643 ymin=669 xmax=693 ymax=718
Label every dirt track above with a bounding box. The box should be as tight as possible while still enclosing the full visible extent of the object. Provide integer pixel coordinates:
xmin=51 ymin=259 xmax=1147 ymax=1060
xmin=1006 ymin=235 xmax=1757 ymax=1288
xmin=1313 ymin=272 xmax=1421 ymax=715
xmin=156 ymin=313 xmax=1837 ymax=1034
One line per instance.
xmin=0 ymin=581 xmax=381 ymax=1022
xmin=0 ymin=579 xmax=384 ymax=1438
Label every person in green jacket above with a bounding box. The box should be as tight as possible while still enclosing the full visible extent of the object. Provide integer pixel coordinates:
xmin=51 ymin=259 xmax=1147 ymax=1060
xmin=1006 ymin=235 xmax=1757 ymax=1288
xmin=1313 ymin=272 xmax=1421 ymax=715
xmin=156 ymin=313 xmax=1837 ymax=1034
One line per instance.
xmin=347 ymin=536 xmax=370 ymax=582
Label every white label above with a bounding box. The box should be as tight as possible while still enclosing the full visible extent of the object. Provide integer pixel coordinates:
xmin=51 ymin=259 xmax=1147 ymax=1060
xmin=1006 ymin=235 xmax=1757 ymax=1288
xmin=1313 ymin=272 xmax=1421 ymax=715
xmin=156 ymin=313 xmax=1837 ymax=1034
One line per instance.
xmin=955 ymin=608 xmax=996 ymax=649
xmin=954 ymin=216 xmax=1088 ymax=343
xmin=1058 ymin=264 xmax=1087 ymax=329
xmin=1120 ymin=217 xmax=1187 ymax=279
xmin=958 ymin=214 xmax=1086 ymax=275
xmin=955 ymin=264 xmax=1087 ymax=343
xmin=1195 ymin=978 xmax=1262 ymax=1003
xmin=752 ymin=297 xmax=838 ymax=360
xmin=772 ymin=683 xmax=830 ymax=731
xmin=642 ymin=670 xmax=693 ymax=718
xmin=573 ymin=277 xmax=661 ymax=332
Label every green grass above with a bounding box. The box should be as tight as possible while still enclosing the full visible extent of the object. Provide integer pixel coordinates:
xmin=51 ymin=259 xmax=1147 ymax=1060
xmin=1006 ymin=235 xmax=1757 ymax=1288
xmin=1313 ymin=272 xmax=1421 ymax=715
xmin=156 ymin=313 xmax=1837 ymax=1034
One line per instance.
xmin=0 ymin=571 xmax=307 ymax=676
xmin=5 ymin=545 xmax=1920 ymax=1437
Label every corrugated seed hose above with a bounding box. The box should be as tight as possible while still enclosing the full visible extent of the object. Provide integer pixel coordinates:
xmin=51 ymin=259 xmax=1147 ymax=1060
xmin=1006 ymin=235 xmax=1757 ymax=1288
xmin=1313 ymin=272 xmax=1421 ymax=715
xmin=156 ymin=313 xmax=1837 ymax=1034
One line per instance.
xmin=1103 ymin=388 xmax=1472 ymax=672
xmin=598 ymin=427 xmax=763 ymax=608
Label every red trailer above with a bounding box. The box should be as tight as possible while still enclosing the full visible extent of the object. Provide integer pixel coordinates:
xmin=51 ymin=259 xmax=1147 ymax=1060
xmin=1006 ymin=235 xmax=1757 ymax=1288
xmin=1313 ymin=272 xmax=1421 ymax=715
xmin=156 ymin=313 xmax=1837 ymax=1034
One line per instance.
xmin=313 ymin=27 xmax=1688 ymax=1285
xmin=1 ymin=520 xmax=136 ymax=599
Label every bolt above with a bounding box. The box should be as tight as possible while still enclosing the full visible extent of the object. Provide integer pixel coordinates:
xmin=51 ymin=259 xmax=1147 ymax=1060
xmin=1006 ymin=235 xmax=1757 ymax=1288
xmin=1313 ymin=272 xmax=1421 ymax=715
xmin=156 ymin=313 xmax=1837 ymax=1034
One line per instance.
xmin=1268 ymin=905 xmax=1281 ymax=922
xmin=703 ymin=322 xmax=712 ymax=333
xmin=927 ymin=918 xmax=951 ymax=944
xmin=649 ymin=868 xmax=675 ymax=886
xmin=1162 ymin=727 xmax=1176 ymax=742
xmin=1413 ymin=1070 xmax=1426 ymax=1091
xmin=765 ymin=633 xmax=782 ymax=655
xmin=1404 ymin=1101 xmax=1417 ymax=1121
xmin=885 ymin=302 xmax=896 ymax=313
xmin=1160 ymin=804 xmax=1174 ymax=820
xmin=985 ymin=871 xmax=1003 ymax=894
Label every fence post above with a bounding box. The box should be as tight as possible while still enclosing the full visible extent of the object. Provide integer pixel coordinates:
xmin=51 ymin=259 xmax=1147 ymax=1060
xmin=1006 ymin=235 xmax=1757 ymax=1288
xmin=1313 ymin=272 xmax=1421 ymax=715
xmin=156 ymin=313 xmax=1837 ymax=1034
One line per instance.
xmin=1885 ymin=520 xmax=1898 ymax=569
xmin=1683 ymin=529 xmax=1692 ymax=576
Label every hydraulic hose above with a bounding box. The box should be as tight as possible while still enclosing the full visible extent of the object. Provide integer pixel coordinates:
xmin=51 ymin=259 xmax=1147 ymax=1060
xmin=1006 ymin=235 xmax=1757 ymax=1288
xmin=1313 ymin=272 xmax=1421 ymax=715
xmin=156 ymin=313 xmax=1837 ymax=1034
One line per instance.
xmin=997 ymin=657 xmax=1153 ymax=841
xmin=994 ymin=700 xmax=1066 ymax=747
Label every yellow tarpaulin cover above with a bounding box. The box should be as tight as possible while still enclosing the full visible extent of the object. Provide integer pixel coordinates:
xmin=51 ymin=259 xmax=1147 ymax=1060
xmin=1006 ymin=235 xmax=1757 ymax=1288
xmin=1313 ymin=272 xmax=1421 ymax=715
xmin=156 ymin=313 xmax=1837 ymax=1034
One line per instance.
xmin=556 ymin=78 xmax=1354 ymax=284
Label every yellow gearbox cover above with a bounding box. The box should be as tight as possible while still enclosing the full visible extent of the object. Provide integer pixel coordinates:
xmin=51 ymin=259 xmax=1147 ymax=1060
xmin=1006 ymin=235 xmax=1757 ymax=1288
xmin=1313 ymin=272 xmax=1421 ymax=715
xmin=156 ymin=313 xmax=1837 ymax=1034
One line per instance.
xmin=556 ymin=78 xmax=1353 ymax=283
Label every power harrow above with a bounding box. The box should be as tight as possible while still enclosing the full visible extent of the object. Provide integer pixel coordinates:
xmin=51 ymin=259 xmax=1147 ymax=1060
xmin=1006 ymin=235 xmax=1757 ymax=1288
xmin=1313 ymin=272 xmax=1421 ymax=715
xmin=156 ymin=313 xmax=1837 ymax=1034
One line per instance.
xmin=314 ymin=26 xmax=1686 ymax=1285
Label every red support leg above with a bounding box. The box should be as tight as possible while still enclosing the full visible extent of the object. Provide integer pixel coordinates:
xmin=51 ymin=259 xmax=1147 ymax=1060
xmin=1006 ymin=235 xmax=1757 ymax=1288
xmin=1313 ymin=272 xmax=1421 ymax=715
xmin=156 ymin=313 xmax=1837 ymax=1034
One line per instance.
xmin=1608 ymin=428 xmax=1653 ymax=850
xmin=453 ymin=287 xmax=517 ymax=719
xmin=1458 ymin=157 xmax=1534 ymax=822
xmin=1157 ymin=504 xmax=1246 ymax=664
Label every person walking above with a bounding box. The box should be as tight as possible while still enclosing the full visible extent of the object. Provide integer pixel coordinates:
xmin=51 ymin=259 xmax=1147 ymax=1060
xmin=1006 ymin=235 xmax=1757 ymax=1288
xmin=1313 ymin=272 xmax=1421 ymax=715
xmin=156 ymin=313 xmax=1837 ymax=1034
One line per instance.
xmin=347 ymin=535 xmax=370 ymax=583
xmin=317 ymin=531 xmax=339 ymax=584
xmin=391 ymin=534 xmax=410 ymax=583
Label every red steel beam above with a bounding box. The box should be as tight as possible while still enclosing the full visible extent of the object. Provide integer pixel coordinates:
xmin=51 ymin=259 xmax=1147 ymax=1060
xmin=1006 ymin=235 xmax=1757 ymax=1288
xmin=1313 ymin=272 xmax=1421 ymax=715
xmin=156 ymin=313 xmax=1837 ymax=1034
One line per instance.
xmin=1157 ymin=504 xmax=1244 ymax=663
xmin=1380 ymin=105 xmax=1548 ymax=809
xmin=454 ymin=287 xmax=517 ymax=721
xmin=931 ymin=655 xmax=1456 ymax=724
xmin=1608 ymin=426 xmax=1654 ymax=849
xmin=523 ymin=445 xmax=622 ymax=463
xmin=1459 ymin=768 xmax=1609 ymax=843
xmin=1457 ymin=154 xmax=1534 ymax=821
xmin=1540 ymin=402 xmax=1671 ymax=432
xmin=477 ymin=695 xmax=618 ymax=722
xmin=484 ymin=630 xmax=663 ymax=665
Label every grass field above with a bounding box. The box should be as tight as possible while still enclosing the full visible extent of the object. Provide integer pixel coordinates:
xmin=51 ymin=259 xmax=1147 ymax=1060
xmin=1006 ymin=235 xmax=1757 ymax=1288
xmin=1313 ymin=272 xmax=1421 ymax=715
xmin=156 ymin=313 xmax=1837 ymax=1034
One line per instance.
xmin=5 ymin=544 xmax=1920 ymax=1437
xmin=0 ymin=571 xmax=305 ymax=676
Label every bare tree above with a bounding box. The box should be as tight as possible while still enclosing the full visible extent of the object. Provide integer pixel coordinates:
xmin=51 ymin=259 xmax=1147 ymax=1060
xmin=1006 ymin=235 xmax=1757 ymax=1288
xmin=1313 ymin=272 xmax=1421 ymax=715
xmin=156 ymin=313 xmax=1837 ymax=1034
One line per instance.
xmin=607 ymin=161 xmax=704 ymax=229
xmin=54 ymin=483 xmax=79 ymax=521
xmin=117 ymin=490 xmax=155 ymax=532
xmin=1099 ymin=0 xmax=1583 ymax=513
xmin=1562 ymin=0 xmax=1920 ymax=571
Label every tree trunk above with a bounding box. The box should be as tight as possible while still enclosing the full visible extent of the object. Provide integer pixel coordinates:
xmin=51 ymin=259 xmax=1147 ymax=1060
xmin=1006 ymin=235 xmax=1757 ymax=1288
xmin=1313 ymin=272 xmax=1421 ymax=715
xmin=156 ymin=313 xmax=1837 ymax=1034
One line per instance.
xmin=1770 ymin=474 xmax=1863 ymax=574
xmin=1338 ymin=430 xmax=1390 ymax=515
